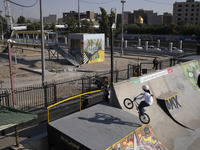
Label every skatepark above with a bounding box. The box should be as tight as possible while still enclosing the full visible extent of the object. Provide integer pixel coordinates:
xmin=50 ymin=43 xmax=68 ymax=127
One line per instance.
xmin=47 ymin=59 xmax=200 ymax=150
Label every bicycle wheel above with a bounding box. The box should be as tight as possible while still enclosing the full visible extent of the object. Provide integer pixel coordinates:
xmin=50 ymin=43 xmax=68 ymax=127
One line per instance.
xmin=139 ymin=113 xmax=150 ymax=124
xmin=123 ymin=98 xmax=134 ymax=109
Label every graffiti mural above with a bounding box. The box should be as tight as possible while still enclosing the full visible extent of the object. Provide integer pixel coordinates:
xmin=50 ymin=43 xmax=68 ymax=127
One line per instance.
xmin=83 ymin=34 xmax=105 ymax=64
xmin=182 ymin=61 xmax=200 ymax=92
xmin=106 ymin=124 xmax=167 ymax=150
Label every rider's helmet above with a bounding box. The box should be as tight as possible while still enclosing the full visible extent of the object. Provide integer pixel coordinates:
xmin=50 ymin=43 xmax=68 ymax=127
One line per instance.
xmin=142 ymin=85 xmax=149 ymax=91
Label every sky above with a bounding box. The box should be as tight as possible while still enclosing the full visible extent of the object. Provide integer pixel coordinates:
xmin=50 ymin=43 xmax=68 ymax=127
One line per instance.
xmin=0 ymin=0 xmax=186 ymax=20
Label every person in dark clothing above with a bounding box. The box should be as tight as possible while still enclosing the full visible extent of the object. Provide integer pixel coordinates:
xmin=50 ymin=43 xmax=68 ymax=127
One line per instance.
xmin=152 ymin=57 xmax=159 ymax=70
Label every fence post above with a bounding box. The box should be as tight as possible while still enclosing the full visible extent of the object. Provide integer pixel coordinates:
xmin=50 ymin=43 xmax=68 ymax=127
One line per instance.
xmin=44 ymin=84 xmax=48 ymax=107
xmin=5 ymin=89 xmax=10 ymax=106
xmin=82 ymin=78 xmax=84 ymax=93
xmin=127 ymin=64 xmax=130 ymax=79
xmin=139 ymin=63 xmax=142 ymax=76
xmin=159 ymin=61 xmax=162 ymax=70
xmin=54 ymin=83 xmax=57 ymax=103
xmin=89 ymin=77 xmax=91 ymax=91
xmin=116 ymin=70 xmax=119 ymax=83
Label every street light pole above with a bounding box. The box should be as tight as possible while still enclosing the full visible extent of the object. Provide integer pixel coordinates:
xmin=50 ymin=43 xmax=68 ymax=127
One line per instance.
xmin=40 ymin=0 xmax=45 ymax=86
xmin=0 ymin=10 xmax=4 ymax=40
xmin=121 ymin=0 xmax=126 ymax=56
xmin=78 ymin=0 xmax=80 ymax=28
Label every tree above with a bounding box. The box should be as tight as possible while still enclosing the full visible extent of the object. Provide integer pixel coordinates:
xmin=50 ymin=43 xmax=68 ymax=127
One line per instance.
xmin=17 ymin=16 xmax=26 ymax=24
xmin=65 ymin=17 xmax=77 ymax=33
xmin=80 ymin=19 xmax=95 ymax=33
xmin=99 ymin=7 xmax=109 ymax=38
xmin=27 ymin=22 xmax=40 ymax=30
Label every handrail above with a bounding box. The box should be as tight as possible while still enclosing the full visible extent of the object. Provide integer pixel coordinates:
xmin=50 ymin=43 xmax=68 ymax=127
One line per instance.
xmin=47 ymin=89 xmax=103 ymax=123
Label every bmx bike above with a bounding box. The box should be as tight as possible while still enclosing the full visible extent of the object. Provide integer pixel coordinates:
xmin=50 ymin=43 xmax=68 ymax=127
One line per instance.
xmin=123 ymin=94 xmax=150 ymax=124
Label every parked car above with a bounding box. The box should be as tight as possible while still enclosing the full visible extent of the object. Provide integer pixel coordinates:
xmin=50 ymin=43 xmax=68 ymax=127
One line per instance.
xmin=172 ymin=47 xmax=184 ymax=53
xmin=148 ymin=45 xmax=161 ymax=51
xmin=131 ymin=44 xmax=143 ymax=50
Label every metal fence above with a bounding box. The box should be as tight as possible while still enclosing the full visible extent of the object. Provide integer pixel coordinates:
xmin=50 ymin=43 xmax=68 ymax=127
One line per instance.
xmin=0 ymin=59 xmax=177 ymax=112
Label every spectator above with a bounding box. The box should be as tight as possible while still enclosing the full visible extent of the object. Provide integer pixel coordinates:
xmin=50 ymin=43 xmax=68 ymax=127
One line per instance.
xmin=152 ymin=57 xmax=159 ymax=70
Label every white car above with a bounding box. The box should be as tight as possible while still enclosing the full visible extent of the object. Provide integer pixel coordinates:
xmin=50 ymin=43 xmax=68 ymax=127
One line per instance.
xmin=172 ymin=47 xmax=184 ymax=53
xmin=131 ymin=44 xmax=143 ymax=50
xmin=148 ymin=45 xmax=161 ymax=51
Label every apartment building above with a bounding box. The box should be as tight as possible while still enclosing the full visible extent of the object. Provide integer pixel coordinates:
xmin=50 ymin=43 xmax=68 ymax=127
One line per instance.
xmin=43 ymin=15 xmax=57 ymax=24
xmin=173 ymin=0 xmax=200 ymax=25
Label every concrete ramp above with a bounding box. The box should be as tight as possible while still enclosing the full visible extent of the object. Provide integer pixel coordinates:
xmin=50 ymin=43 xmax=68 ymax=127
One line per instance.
xmin=48 ymin=103 xmax=143 ymax=150
xmin=112 ymin=61 xmax=200 ymax=150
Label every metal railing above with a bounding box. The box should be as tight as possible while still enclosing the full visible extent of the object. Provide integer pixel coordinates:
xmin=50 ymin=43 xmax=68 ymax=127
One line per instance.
xmin=47 ymin=89 xmax=103 ymax=123
xmin=0 ymin=60 xmax=178 ymax=112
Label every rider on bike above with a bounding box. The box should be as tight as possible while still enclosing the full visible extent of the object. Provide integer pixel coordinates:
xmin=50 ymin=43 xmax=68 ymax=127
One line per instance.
xmin=134 ymin=85 xmax=153 ymax=115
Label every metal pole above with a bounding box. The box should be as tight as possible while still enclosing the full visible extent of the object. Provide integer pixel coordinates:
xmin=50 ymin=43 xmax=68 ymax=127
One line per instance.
xmin=121 ymin=0 xmax=125 ymax=56
xmin=40 ymin=0 xmax=45 ymax=86
xmin=78 ymin=0 xmax=80 ymax=28
xmin=110 ymin=21 xmax=113 ymax=86
xmin=8 ymin=42 xmax=16 ymax=107
xmin=0 ymin=11 xmax=3 ymax=40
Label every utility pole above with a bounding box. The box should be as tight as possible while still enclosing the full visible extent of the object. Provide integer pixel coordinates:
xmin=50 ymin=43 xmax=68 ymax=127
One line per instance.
xmin=40 ymin=0 xmax=45 ymax=86
xmin=0 ymin=11 xmax=4 ymax=40
xmin=78 ymin=0 xmax=80 ymax=28
xmin=121 ymin=0 xmax=126 ymax=56
xmin=4 ymin=0 xmax=13 ymax=33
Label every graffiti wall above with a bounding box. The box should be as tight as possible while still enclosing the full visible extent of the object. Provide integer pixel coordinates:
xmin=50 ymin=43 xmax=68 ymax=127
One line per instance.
xmin=83 ymin=34 xmax=105 ymax=64
xmin=106 ymin=124 xmax=167 ymax=150
xmin=181 ymin=61 xmax=200 ymax=93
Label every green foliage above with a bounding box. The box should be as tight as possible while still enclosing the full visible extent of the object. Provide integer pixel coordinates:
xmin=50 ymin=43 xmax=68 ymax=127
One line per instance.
xmin=17 ymin=16 xmax=26 ymax=24
xmin=99 ymin=7 xmax=109 ymax=38
xmin=0 ymin=15 xmax=7 ymax=33
xmin=27 ymin=22 xmax=40 ymax=30
xmin=65 ymin=17 xmax=77 ymax=33
xmin=80 ymin=19 xmax=95 ymax=33
xmin=125 ymin=23 xmax=200 ymax=38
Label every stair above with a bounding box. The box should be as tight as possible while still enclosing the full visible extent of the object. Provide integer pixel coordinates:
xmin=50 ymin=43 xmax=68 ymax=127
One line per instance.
xmin=51 ymin=45 xmax=80 ymax=67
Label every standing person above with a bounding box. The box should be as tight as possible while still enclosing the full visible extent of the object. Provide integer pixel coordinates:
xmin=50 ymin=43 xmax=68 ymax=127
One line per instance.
xmin=134 ymin=85 xmax=153 ymax=115
xmin=152 ymin=57 xmax=159 ymax=70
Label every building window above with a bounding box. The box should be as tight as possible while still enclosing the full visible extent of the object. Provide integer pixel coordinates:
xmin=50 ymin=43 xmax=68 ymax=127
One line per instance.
xmin=178 ymin=14 xmax=181 ymax=16
xmin=178 ymin=5 xmax=182 ymax=7
xmin=196 ymin=18 xmax=198 ymax=20
xmin=185 ymin=14 xmax=188 ymax=16
xmin=192 ymin=4 xmax=195 ymax=7
xmin=191 ymin=13 xmax=194 ymax=16
xmin=185 ymin=18 xmax=187 ymax=21
xmin=178 ymin=9 xmax=182 ymax=12
xmin=191 ymin=18 xmax=193 ymax=20
xmin=197 ymin=9 xmax=199 ymax=11
xmin=191 ymin=9 xmax=194 ymax=11
xmin=186 ymin=4 xmax=188 ymax=7
xmin=186 ymin=9 xmax=188 ymax=11
xmin=178 ymin=18 xmax=181 ymax=21
xmin=197 ymin=14 xmax=199 ymax=16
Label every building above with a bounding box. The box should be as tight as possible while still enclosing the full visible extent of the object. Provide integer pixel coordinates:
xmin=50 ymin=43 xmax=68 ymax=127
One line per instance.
xmin=68 ymin=33 xmax=105 ymax=64
xmin=43 ymin=15 xmax=57 ymax=24
xmin=63 ymin=11 xmax=95 ymax=23
xmin=173 ymin=0 xmax=200 ymax=25
xmin=147 ymin=13 xmax=162 ymax=25
xmin=127 ymin=9 xmax=162 ymax=25
xmin=162 ymin=12 xmax=172 ymax=24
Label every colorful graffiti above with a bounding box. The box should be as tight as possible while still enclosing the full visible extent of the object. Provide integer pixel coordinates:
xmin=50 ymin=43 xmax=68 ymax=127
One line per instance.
xmin=83 ymin=34 xmax=105 ymax=64
xmin=181 ymin=61 xmax=200 ymax=93
xmin=106 ymin=124 xmax=167 ymax=150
